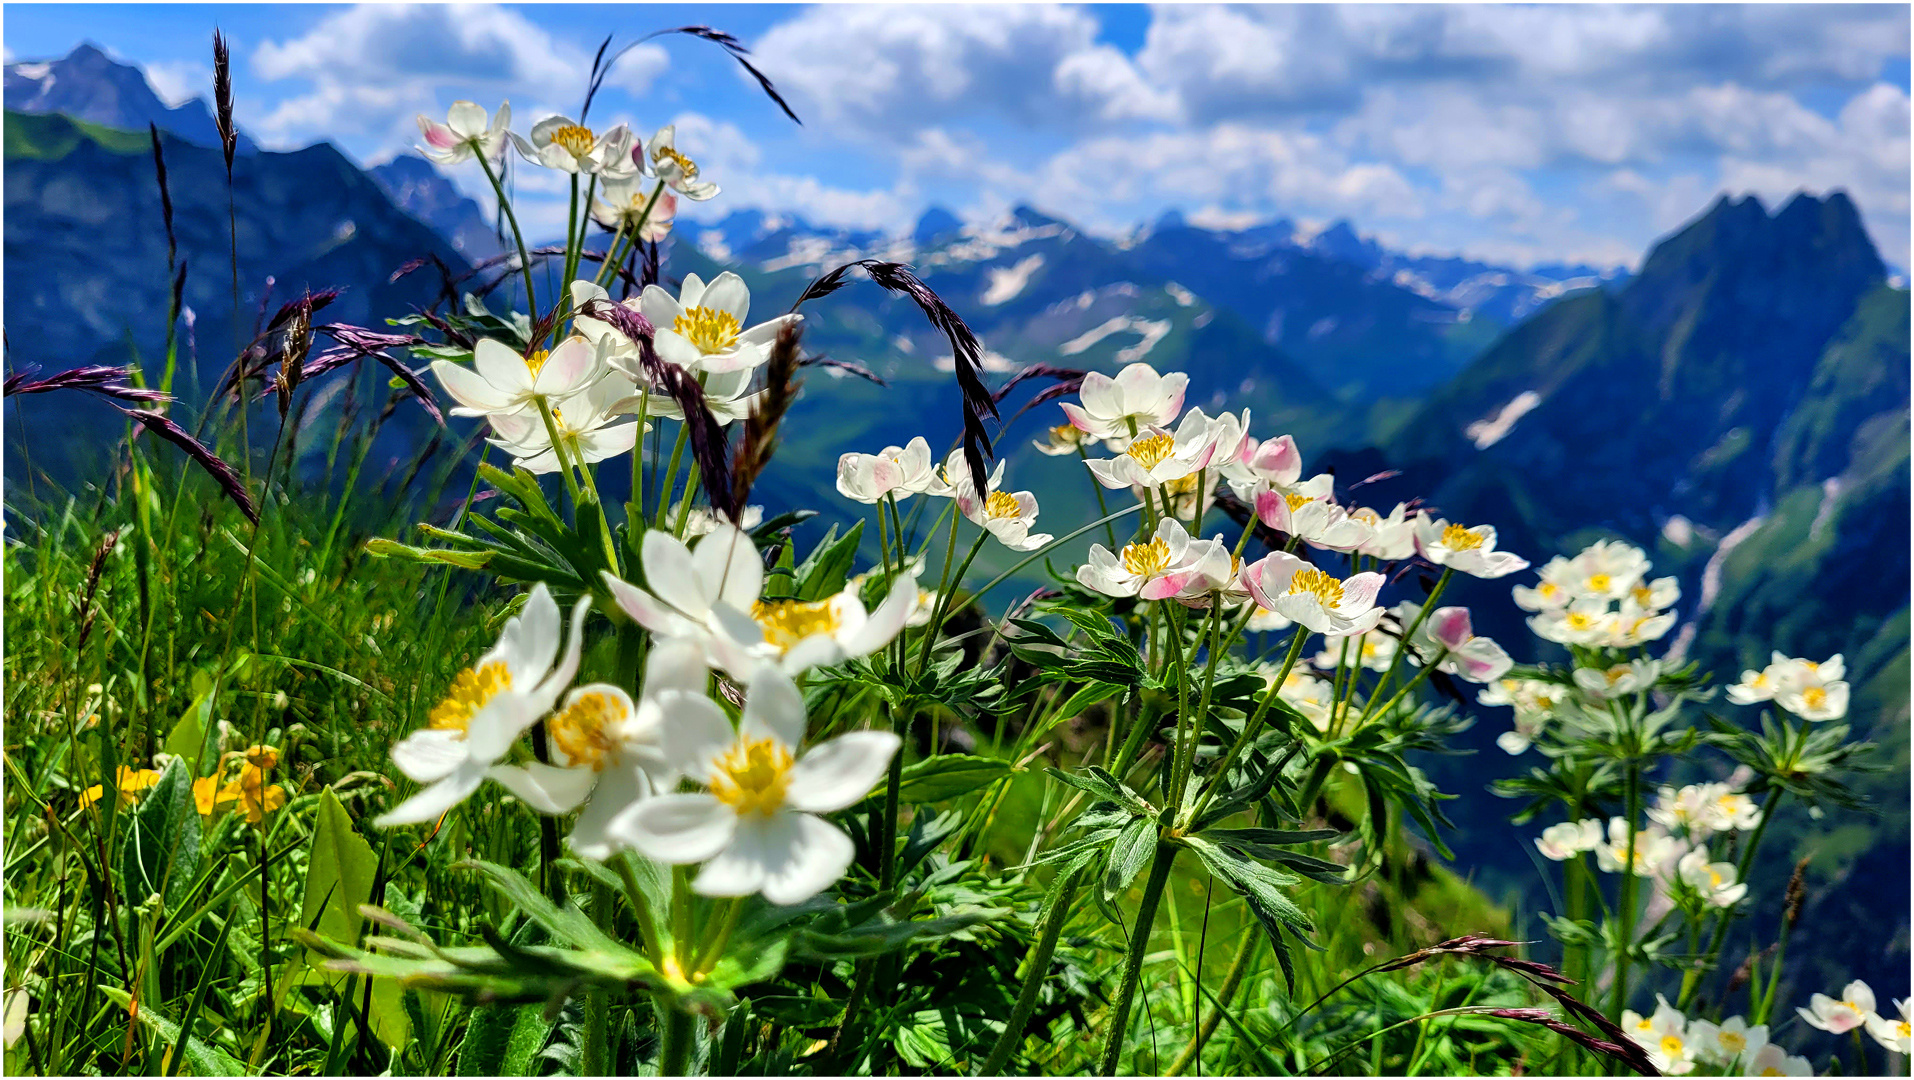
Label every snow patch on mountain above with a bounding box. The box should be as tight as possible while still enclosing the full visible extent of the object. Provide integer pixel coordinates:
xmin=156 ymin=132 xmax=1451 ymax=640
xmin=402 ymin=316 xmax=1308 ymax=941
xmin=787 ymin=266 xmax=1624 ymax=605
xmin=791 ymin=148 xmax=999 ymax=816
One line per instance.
xmin=1466 ymin=391 xmax=1542 ymax=449
xmin=1058 ymin=316 xmax=1171 ymax=363
xmin=981 ymin=254 xmax=1045 ymax=305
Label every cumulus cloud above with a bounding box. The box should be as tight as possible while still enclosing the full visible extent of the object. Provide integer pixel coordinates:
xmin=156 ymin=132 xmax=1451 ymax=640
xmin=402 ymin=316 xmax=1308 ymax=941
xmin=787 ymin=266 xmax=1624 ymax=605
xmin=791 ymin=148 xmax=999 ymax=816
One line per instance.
xmin=144 ymin=59 xmax=212 ymax=108
xmin=250 ymin=4 xmax=666 ymax=149
xmin=667 ymin=112 xmax=918 ymax=231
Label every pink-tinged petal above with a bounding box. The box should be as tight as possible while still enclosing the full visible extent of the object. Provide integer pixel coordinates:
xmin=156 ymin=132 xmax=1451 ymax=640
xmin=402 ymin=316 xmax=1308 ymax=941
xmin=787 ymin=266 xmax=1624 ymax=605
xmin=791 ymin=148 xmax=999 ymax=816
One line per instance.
xmin=1428 ymin=606 xmax=1474 ymax=649
xmin=1076 ymin=371 xmax=1119 ymax=418
xmin=1254 ymin=488 xmax=1294 ymax=532
xmin=535 ymin=336 xmax=601 ymax=397
xmin=786 ymin=731 xmax=900 ymax=813
xmin=1139 ymin=573 xmax=1191 ymax=601
xmin=1338 ymin=571 xmax=1385 ymax=613
xmin=619 ymin=793 xmax=736 ymax=863
xmin=1156 ymin=373 xmax=1189 ymax=423
xmin=1251 ymin=435 xmax=1302 ymax=485
xmin=419 ymin=117 xmax=460 ymax=149
xmin=1330 ymin=608 xmax=1383 ymax=638
xmin=699 ymin=272 xmax=750 ymax=324
xmin=1058 ymin=401 xmax=1098 ymax=433
xmin=473 ymin=338 xmax=532 ymax=393
xmin=1111 ymin=362 xmax=1160 ymax=404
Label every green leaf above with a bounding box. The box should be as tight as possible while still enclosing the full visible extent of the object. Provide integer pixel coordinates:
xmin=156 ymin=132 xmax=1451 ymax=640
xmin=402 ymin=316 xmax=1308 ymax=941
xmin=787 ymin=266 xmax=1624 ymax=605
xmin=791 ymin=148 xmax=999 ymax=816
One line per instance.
xmin=97 ymin=985 xmax=245 ymax=1076
xmin=1101 ymin=818 xmax=1157 ymax=903
xmin=300 ymin=788 xmax=412 ymax=1050
xmin=1180 ymin=835 xmax=1318 ymax=992
xmin=160 ymin=694 xmax=210 ymax=775
xmin=895 ymin=755 xmax=1011 ymax=804
xmin=118 ymin=758 xmax=199 ymax=909
xmin=795 ymin=520 xmax=864 ymax=601
xmin=456 ymin=1002 xmax=555 ymax=1077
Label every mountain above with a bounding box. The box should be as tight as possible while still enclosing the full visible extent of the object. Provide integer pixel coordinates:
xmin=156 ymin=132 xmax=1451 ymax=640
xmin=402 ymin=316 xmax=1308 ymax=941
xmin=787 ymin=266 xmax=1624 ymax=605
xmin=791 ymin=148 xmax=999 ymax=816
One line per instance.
xmin=4 ymin=42 xmax=257 ymax=155
xmin=369 ymin=153 xmax=505 ymax=261
xmin=3 ymin=109 xmax=470 ymax=491
xmin=1325 ymin=190 xmax=1908 ymax=998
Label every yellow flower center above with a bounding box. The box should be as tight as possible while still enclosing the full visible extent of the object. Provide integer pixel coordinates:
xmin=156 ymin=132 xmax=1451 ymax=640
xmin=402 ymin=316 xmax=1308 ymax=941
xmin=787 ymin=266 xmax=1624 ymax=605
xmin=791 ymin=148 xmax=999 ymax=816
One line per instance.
xmin=1843 ymin=1000 xmax=1863 ymax=1012
xmin=1361 ymin=639 xmax=1382 ymax=658
xmin=1660 ymin=1035 xmax=1683 ymax=1057
xmin=429 ymin=661 xmax=512 ymax=734
xmin=1804 ymin=661 xmax=1820 ymax=672
xmin=984 ymin=490 xmax=1023 ymax=520
xmin=1605 ymin=665 xmax=1629 ymax=685
xmin=1566 ymin=611 xmax=1597 ymax=631
xmin=1047 ymin=423 xmax=1085 ymax=447
xmin=550 ymin=123 xmax=596 ymax=158
xmin=1126 ymin=434 xmax=1175 ymax=469
xmin=548 ymin=691 xmax=625 ymax=770
xmin=1896 ymin=1021 xmax=1910 ymax=1037
xmin=1283 ymin=490 xmax=1309 ymax=511
xmin=1636 ymin=1017 xmax=1654 ymax=1032
xmin=1540 ymin=583 xmax=1563 ymax=600
xmin=1708 ymin=867 xmax=1725 ymax=888
xmin=709 ymin=736 xmax=793 ymax=817
xmin=1441 ymin=523 xmax=1486 ymax=550
xmin=1752 ymin=673 xmax=1770 ymax=688
xmin=1120 ymin=537 xmax=1172 ymax=576
xmin=1165 ymin=472 xmax=1202 ymax=495
xmin=1351 ymin=507 xmax=1380 ymax=525
xmin=1587 ymin=572 xmax=1612 ymax=593
xmin=524 ymin=347 xmax=551 ymax=376
xmin=1761 ymin=1068 xmax=1784 ymax=1076
xmin=753 ymin=599 xmax=842 ymax=652
xmin=673 ymin=306 xmax=742 ymax=354
xmin=1632 ymin=584 xmax=1655 ymax=605
xmin=1720 ymin=1031 xmax=1746 ymax=1052
xmin=653 ymin=143 xmax=699 ymax=177
xmin=1287 ymin=567 xmax=1344 ymax=606
xmin=1802 ymin=686 xmax=1827 ymax=708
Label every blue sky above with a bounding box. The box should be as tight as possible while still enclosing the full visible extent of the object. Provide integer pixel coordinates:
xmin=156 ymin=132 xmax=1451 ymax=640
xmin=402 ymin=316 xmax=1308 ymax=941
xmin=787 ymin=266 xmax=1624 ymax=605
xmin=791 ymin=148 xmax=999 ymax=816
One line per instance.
xmin=7 ymin=3 xmax=1909 ymax=269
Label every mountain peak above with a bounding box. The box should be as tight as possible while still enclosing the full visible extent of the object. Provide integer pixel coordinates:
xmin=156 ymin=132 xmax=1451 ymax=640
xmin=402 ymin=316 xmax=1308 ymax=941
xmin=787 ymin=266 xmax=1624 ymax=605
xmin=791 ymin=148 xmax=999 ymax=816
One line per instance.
xmin=913 ymin=205 xmax=962 ymax=245
xmin=1153 ymin=208 xmax=1188 ymax=231
xmin=1009 ymin=204 xmax=1065 ymax=229
xmin=5 ymin=42 xmax=256 ymax=155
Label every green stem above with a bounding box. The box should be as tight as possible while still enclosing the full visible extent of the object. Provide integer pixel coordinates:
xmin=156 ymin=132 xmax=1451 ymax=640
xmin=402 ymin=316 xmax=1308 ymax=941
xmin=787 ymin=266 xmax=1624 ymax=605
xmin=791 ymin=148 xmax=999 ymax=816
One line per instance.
xmin=593 ymin=181 xmax=665 ymax=289
xmin=977 ymin=868 xmax=1086 ymax=1076
xmin=1189 ymin=630 xmax=1309 ymax=822
xmin=654 ymin=422 xmax=689 ymax=530
xmin=1678 ymin=787 xmax=1784 ymax=1010
xmin=475 ymin=152 xmax=538 ymax=322
xmin=656 ymin=997 xmax=695 ymax=1076
xmin=580 ymin=987 xmax=610 ymax=1076
xmin=1611 ymin=758 xmax=1642 ymax=1021
xmin=1363 ymin=646 xmax=1448 ymax=726
xmin=1359 ymin=567 xmax=1453 ymax=721
xmin=1081 ymin=446 xmax=1120 ymax=549
xmin=1167 ymin=925 xmax=1255 ymax=1076
xmin=1097 ymin=841 xmax=1177 ymax=1076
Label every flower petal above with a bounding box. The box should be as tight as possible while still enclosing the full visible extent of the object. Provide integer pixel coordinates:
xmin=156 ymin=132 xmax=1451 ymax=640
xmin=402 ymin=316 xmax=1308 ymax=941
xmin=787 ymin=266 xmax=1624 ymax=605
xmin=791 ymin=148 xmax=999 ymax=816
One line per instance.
xmin=619 ymin=793 xmax=736 ymax=864
xmin=390 ymin=728 xmax=466 ymax=783
xmin=641 ymin=529 xmax=711 ymax=619
xmin=699 ymin=272 xmax=750 ymax=324
xmin=487 ymin=762 xmax=597 ymax=814
xmin=786 ymin=731 xmax=901 ymax=813
xmin=741 ymin=663 xmax=807 ymax=750
xmin=375 ymin=761 xmax=486 ymax=827
xmin=658 ymin=694 xmax=736 ymax=781
xmin=694 ymin=524 xmax=764 ymax=612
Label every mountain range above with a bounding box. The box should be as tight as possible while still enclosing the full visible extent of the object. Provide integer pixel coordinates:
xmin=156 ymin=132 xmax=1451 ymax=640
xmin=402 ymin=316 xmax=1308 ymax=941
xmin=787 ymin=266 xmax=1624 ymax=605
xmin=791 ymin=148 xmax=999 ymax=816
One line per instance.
xmin=4 ymin=42 xmax=1905 ymax=1003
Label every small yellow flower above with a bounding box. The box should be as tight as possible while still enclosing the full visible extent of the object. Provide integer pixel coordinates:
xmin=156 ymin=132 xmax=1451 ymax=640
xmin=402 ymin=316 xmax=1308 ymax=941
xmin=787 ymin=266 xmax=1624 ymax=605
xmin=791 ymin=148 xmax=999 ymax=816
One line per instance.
xmin=77 ymin=766 xmax=161 ymax=810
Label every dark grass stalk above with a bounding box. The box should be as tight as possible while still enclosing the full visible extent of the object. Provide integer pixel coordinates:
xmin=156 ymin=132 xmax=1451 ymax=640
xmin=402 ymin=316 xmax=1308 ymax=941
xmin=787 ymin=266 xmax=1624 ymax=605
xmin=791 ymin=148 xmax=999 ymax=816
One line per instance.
xmin=1097 ymin=839 xmax=1179 ymax=1075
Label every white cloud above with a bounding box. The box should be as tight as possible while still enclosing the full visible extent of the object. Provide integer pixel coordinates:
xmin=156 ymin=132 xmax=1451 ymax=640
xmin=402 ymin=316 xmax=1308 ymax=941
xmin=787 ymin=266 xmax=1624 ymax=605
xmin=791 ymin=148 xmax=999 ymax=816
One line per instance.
xmin=667 ymin=112 xmax=917 ymax=231
xmin=250 ymin=4 xmax=666 ymax=150
xmin=144 ymin=59 xmax=212 ymax=108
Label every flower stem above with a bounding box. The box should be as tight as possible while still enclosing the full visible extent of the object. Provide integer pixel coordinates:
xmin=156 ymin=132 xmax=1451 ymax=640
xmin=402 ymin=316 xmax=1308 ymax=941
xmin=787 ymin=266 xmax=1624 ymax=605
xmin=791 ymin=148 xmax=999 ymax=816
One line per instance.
xmin=1358 ymin=568 xmax=1452 ymax=723
xmin=1167 ymin=925 xmax=1255 ymax=1075
xmin=656 ymin=996 xmax=695 ymax=1076
xmin=1611 ymin=757 xmax=1642 ymax=1021
xmin=976 ymin=867 xmax=1085 ymax=1075
xmin=1678 ymin=787 xmax=1784 ymax=1010
xmin=475 ymin=152 xmax=537 ymax=322
xmin=654 ymin=422 xmax=689 ymax=530
xmin=1097 ymin=840 xmax=1178 ymax=1076
xmin=1189 ymin=629 xmax=1309 ymax=822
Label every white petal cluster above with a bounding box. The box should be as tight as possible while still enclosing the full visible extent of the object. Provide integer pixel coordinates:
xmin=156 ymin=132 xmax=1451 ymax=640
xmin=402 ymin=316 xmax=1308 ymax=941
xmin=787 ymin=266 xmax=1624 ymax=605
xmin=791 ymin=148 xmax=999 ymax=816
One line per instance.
xmin=1533 ymin=818 xmax=1602 ymax=860
xmin=1727 ymin=652 xmax=1849 ymax=721
xmin=512 ymin=116 xmax=640 ymax=176
xmin=1413 ymin=516 xmax=1529 ymax=579
xmin=417 ymin=101 xmax=511 ymax=165
xmin=1517 ymin=540 xmax=1678 ymax=646
xmin=1239 ymin=552 xmax=1384 ymax=638
xmin=1078 ymin=519 xmax=1226 ymax=604
xmin=1393 ymin=602 xmax=1514 ymax=683
xmin=836 ymin=437 xmax=944 ymax=505
xmin=1646 ymin=782 xmax=1760 ymax=840
xmin=1060 ymin=362 xmax=1187 ymax=447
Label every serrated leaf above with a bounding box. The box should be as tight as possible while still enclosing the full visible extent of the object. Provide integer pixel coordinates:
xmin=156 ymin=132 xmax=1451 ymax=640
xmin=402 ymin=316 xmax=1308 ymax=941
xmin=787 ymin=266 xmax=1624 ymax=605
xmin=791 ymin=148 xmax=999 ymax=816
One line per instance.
xmin=1101 ymin=819 xmax=1157 ymax=903
xmin=796 ymin=520 xmax=864 ymax=601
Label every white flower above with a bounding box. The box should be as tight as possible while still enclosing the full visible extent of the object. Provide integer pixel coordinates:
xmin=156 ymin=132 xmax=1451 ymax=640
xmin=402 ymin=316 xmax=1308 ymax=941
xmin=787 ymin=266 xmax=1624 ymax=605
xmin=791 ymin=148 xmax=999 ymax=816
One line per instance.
xmin=965 ymin=487 xmax=1054 ymax=552
xmin=736 ymin=576 xmax=921 ymax=675
xmin=1798 ymin=980 xmax=1876 ymax=1034
xmin=1535 ymin=818 xmax=1603 ymax=860
xmin=1675 ymin=845 xmax=1747 ymax=907
xmin=1512 ymin=555 xmax=1578 ymax=611
xmin=432 ymin=335 xmax=607 ymax=420
xmin=1707 ymin=789 xmax=1761 ymax=833
xmin=1077 ymin=518 xmax=1220 ymax=601
xmin=836 ymin=437 xmax=941 ymax=505
xmin=1084 ymin=408 xmax=1223 ymax=492
xmin=512 ymin=116 xmax=639 ymax=177
xmin=1742 ymin=1044 xmax=1812 ymax=1076
xmin=1573 ymin=659 xmax=1662 ymax=699
xmin=1648 ymin=782 xmax=1726 ymax=836
xmin=1252 ymin=475 xmax=1375 ymax=552
xmin=538 ymin=641 xmax=708 ymax=859
xmin=1528 ymin=600 xmax=1614 ymax=646
xmin=1351 ymin=503 xmax=1416 ymax=561
xmin=592 ymin=176 xmax=677 ymax=240
xmin=1480 ymin=677 xmax=1564 ymax=753
xmin=1595 ymin=819 xmax=1684 ymax=876
xmin=485 ymin=376 xmax=644 ymax=473
xmin=1497 ymin=710 xmax=1546 ymax=755
xmin=1221 ymin=432 xmax=1301 ymax=493
xmin=1413 ymin=515 xmax=1529 ymax=579
xmin=1271 ymin=668 xmax=1334 ymax=732
xmin=1568 ymin=540 xmax=1650 ymax=601
xmin=639 ymin=272 xmax=799 ymax=376
xmin=1688 ymin=1016 xmax=1767 ymax=1066
xmin=1247 ymin=605 xmax=1293 ymax=632
xmin=417 ymin=100 xmax=511 ymax=165
xmin=616 ymin=664 xmax=898 ymax=904
xmin=1628 ymin=576 xmax=1681 ymax=612
xmin=1866 ymin=1000 xmax=1910 ymax=1054
xmin=1726 ymin=665 xmax=1782 ymax=704
xmin=1034 ymin=421 xmax=1094 ymax=456
xmin=377 ymin=585 xmax=588 ymax=826
xmin=603 ymin=524 xmax=767 ymax=675
xmin=1773 ymin=655 xmax=1849 ymax=721
xmin=1313 ymin=633 xmax=1397 ymax=673
xmin=1166 ymin=540 xmax=1242 ymax=607
xmin=1400 ymin=603 xmax=1513 ymax=683
xmin=1060 ymin=362 xmax=1188 ymax=445
xmin=685 ymin=504 xmax=763 ymax=539
xmin=644 ymin=125 xmax=719 ymax=200
xmin=1605 ymin=604 xmax=1678 ymax=648
xmin=1239 ymin=552 xmax=1384 ymax=639
xmin=1624 ymin=996 xmax=1695 ymax=1075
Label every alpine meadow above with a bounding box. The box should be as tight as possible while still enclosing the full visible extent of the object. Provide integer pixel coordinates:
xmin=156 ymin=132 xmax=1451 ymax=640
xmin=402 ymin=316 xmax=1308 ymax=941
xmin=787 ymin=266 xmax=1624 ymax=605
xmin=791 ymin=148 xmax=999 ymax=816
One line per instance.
xmin=2 ymin=5 xmax=1910 ymax=1078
